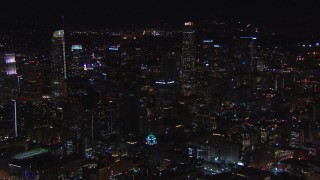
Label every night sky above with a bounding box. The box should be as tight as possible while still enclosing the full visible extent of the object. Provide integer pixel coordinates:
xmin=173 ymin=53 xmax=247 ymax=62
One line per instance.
xmin=1 ymin=0 xmax=320 ymax=29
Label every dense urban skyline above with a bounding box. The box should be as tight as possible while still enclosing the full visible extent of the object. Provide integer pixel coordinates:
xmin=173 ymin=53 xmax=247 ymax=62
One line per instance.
xmin=1 ymin=1 xmax=320 ymax=179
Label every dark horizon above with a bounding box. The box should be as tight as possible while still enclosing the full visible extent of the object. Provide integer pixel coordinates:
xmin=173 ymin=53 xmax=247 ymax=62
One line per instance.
xmin=2 ymin=0 xmax=320 ymax=30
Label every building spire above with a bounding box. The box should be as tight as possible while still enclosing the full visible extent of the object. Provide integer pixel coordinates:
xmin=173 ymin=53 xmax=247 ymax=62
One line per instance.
xmin=62 ymin=15 xmax=67 ymax=80
xmin=62 ymin=15 xmax=65 ymax=31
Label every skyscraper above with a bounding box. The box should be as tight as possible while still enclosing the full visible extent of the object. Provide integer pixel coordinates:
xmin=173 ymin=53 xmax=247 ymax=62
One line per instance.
xmin=67 ymin=45 xmax=86 ymax=97
xmin=160 ymin=51 xmax=179 ymax=82
xmin=1 ymin=53 xmax=16 ymax=75
xmin=20 ymin=59 xmax=42 ymax=102
xmin=51 ymin=30 xmax=67 ymax=98
xmin=233 ymin=36 xmax=257 ymax=74
xmin=155 ymin=51 xmax=179 ymax=115
xmin=0 ymin=53 xmax=17 ymax=105
xmin=180 ymin=22 xmax=196 ymax=96
xmin=69 ymin=45 xmax=83 ymax=78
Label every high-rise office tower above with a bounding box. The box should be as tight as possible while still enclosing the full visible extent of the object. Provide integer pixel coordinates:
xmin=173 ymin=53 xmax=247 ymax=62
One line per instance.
xmin=160 ymin=51 xmax=179 ymax=82
xmin=180 ymin=22 xmax=196 ymax=96
xmin=67 ymin=45 xmax=86 ymax=97
xmin=243 ymin=36 xmax=257 ymax=73
xmin=233 ymin=36 xmax=257 ymax=74
xmin=1 ymin=53 xmax=16 ymax=75
xmin=155 ymin=51 xmax=179 ymax=115
xmin=21 ymin=59 xmax=42 ymax=102
xmin=201 ymin=40 xmax=215 ymax=71
xmin=69 ymin=45 xmax=83 ymax=78
xmin=0 ymin=53 xmax=18 ymax=137
xmin=119 ymin=82 xmax=139 ymax=136
xmin=230 ymin=36 xmax=258 ymax=92
xmin=201 ymin=40 xmax=228 ymax=73
xmin=0 ymin=53 xmax=17 ymax=105
xmin=51 ymin=30 xmax=67 ymax=98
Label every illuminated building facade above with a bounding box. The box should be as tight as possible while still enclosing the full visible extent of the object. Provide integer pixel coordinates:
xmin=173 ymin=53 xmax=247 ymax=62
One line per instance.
xmin=180 ymin=22 xmax=196 ymax=96
xmin=67 ymin=45 xmax=87 ymax=97
xmin=1 ymin=53 xmax=16 ymax=75
xmin=0 ymin=53 xmax=17 ymax=105
xmin=68 ymin=45 xmax=83 ymax=78
xmin=51 ymin=30 xmax=66 ymax=98
xmin=145 ymin=133 xmax=157 ymax=146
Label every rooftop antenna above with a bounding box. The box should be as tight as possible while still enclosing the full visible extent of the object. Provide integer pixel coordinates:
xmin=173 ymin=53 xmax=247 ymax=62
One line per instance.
xmin=62 ymin=15 xmax=65 ymax=31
